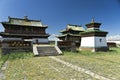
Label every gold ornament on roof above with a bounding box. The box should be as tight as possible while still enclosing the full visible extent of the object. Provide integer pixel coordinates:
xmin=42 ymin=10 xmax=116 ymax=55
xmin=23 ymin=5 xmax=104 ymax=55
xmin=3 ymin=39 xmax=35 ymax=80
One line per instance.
xmin=91 ymin=17 xmax=95 ymax=23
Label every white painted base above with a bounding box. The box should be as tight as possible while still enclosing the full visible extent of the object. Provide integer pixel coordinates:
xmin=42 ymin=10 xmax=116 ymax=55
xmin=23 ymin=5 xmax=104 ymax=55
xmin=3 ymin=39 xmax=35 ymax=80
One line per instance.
xmin=33 ymin=45 xmax=39 ymax=55
xmin=81 ymin=36 xmax=108 ymax=48
xmin=80 ymin=47 xmax=109 ymax=52
xmin=2 ymin=38 xmax=22 ymax=41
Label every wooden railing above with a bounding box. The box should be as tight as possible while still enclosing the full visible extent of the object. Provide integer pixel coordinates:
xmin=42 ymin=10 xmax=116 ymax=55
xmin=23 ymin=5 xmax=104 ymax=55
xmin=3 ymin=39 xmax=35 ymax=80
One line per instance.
xmin=8 ymin=41 xmax=31 ymax=47
xmin=57 ymin=41 xmax=75 ymax=47
xmin=5 ymin=30 xmax=45 ymax=34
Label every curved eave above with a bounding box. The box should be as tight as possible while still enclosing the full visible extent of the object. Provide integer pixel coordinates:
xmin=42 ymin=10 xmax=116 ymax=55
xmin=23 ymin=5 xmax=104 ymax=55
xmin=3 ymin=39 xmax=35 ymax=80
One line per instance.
xmin=9 ymin=17 xmax=41 ymax=22
xmin=60 ymin=29 xmax=85 ymax=33
xmin=81 ymin=30 xmax=108 ymax=37
xmin=81 ymin=30 xmax=108 ymax=34
xmin=0 ymin=32 xmax=50 ymax=37
xmin=85 ymin=22 xmax=101 ymax=26
xmin=68 ymin=34 xmax=81 ymax=36
xmin=60 ymin=30 xmax=67 ymax=33
xmin=57 ymin=33 xmax=81 ymax=38
xmin=70 ymin=29 xmax=85 ymax=32
xmin=1 ymin=22 xmax=48 ymax=28
xmin=57 ymin=34 xmax=67 ymax=38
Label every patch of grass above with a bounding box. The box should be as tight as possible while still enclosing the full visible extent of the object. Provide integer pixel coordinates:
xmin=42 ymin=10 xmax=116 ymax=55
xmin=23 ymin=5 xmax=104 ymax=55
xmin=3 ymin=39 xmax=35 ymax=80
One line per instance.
xmin=0 ymin=54 xmax=9 ymax=69
xmin=0 ymin=49 xmax=9 ymax=68
xmin=8 ymin=52 xmax=34 ymax=60
xmin=64 ymin=47 xmax=120 ymax=56
xmin=1 ymin=47 xmax=120 ymax=80
xmin=57 ymin=48 xmax=120 ymax=79
xmin=0 ymin=50 xmax=34 ymax=69
xmin=4 ymin=57 xmax=97 ymax=80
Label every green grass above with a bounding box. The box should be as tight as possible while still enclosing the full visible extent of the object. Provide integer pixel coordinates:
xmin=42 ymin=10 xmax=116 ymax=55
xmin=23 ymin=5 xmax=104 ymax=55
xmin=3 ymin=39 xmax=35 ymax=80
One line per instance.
xmin=0 ymin=50 xmax=34 ymax=68
xmin=0 ymin=49 xmax=9 ymax=68
xmin=0 ymin=47 xmax=120 ymax=80
xmin=57 ymin=47 xmax=120 ymax=80
xmin=8 ymin=52 xmax=34 ymax=60
xmin=0 ymin=54 xmax=9 ymax=69
xmin=4 ymin=57 xmax=98 ymax=80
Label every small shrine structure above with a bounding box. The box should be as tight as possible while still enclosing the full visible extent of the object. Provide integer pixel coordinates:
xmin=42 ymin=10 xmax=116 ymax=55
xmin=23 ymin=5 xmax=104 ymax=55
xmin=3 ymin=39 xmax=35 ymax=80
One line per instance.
xmin=80 ymin=19 xmax=109 ymax=52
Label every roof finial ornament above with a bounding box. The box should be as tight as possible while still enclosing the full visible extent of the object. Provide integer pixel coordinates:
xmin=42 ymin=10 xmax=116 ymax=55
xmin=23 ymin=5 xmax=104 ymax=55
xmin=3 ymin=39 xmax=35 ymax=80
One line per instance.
xmin=24 ymin=16 xmax=28 ymax=20
xmin=91 ymin=17 xmax=95 ymax=23
xmin=8 ymin=16 xmax=11 ymax=19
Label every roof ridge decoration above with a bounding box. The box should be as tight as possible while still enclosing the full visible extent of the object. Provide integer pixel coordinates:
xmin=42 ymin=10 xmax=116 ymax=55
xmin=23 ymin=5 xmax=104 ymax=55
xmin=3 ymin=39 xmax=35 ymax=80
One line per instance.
xmin=67 ymin=24 xmax=85 ymax=31
xmin=24 ymin=16 xmax=28 ymax=20
xmin=2 ymin=16 xmax=47 ymax=27
xmin=8 ymin=16 xmax=41 ymax=22
xmin=60 ymin=24 xmax=85 ymax=33
xmin=68 ymin=24 xmax=82 ymax=27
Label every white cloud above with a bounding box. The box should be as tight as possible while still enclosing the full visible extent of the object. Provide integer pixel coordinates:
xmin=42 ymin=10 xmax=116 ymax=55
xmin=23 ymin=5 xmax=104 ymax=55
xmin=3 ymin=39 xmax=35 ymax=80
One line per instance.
xmin=48 ymin=34 xmax=62 ymax=41
xmin=107 ymin=35 xmax=120 ymax=41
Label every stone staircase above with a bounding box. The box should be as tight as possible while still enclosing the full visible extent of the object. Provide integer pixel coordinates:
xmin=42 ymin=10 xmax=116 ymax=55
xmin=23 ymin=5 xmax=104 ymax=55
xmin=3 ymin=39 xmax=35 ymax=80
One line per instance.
xmin=33 ymin=45 xmax=62 ymax=56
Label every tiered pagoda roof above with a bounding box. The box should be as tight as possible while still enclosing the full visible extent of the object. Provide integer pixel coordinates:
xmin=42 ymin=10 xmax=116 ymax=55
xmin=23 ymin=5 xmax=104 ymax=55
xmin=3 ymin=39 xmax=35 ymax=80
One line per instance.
xmin=1 ymin=16 xmax=48 ymax=28
xmin=81 ymin=18 xmax=108 ymax=37
xmin=58 ymin=24 xmax=85 ymax=37
xmin=57 ymin=24 xmax=85 ymax=41
xmin=0 ymin=16 xmax=49 ymax=38
xmin=60 ymin=24 xmax=85 ymax=32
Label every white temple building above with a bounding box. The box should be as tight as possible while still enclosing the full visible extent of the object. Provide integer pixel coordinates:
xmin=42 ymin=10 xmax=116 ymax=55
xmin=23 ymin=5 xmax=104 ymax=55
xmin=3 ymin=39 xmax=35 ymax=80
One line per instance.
xmin=80 ymin=19 xmax=109 ymax=52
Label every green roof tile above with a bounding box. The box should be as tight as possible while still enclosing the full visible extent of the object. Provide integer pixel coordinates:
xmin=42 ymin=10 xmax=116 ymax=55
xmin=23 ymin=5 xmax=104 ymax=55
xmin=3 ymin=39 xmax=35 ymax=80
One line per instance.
xmin=60 ymin=24 xmax=85 ymax=32
xmin=57 ymin=33 xmax=81 ymax=37
xmin=2 ymin=16 xmax=48 ymax=27
xmin=81 ymin=30 xmax=108 ymax=34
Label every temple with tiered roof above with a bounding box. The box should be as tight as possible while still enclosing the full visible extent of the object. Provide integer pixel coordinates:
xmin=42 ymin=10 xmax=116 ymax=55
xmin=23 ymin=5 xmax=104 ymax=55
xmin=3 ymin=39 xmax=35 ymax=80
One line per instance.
xmin=1 ymin=16 xmax=49 ymax=40
xmin=80 ymin=18 xmax=109 ymax=52
xmin=58 ymin=24 xmax=85 ymax=42
xmin=0 ymin=16 xmax=62 ymax=55
xmin=57 ymin=24 xmax=85 ymax=51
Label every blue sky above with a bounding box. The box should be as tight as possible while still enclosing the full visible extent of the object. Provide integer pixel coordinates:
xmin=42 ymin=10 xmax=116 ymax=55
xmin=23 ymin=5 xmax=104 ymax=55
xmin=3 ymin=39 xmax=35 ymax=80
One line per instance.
xmin=0 ymin=0 xmax=120 ymax=36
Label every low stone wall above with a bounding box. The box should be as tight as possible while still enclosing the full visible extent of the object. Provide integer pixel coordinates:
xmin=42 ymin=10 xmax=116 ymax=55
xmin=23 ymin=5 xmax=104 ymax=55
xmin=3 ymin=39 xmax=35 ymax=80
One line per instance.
xmin=94 ymin=47 xmax=109 ymax=52
xmin=1 ymin=40 xmax=33 ymax=54
xmin=57 ymin=41 xmax=77 ymax=51
xmin=1 ymin=47 xmax=32 ymax=54
xmin=80 ymin=47 xmax=109 ymax=52
xmin=107 ymin=42 xmax=116 ymax=47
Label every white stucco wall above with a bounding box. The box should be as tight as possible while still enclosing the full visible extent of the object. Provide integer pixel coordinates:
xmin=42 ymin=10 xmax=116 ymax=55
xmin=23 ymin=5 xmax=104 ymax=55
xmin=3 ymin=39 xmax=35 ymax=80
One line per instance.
xmin=81 ymin=36 xmax=107 ymax=47
xmin=2 ymin=38 xmax=22 ymax=41
xmin=32 ymin=38 xmax=48 ymax=43
xmin=95 ymin=37 xmax=107 ymax=47
xmin=81 ymin=37 xmax=95 ymax=47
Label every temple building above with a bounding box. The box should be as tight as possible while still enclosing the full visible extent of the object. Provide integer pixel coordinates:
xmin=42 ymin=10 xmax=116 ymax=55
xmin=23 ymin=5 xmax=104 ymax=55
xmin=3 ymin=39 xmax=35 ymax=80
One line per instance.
xmin=0 ymin=16 xmax=62 ymax=55
xmin=57 ymin=24 xmax=85 ymax=50
xmin=58 ymin=24 xmax=85 ymax=42
xmin=0 ymin=16 xmax=49 ymax=43
xmin=80 ymin=19 xmax=109 ymax=52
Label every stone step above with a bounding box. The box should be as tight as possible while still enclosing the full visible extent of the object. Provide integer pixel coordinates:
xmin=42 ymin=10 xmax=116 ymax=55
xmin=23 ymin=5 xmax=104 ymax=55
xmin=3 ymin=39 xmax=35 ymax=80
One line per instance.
xmin=36 ymin=46 xmax=61 ymax=56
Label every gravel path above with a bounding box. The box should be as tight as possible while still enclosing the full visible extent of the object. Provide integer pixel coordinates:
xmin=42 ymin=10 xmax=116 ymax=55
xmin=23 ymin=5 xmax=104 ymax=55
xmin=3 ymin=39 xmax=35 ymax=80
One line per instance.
xmin=0 ymin=71 xmax=6 ymax=80
xmin=0 ymin=61 xmax=9 ymax=80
